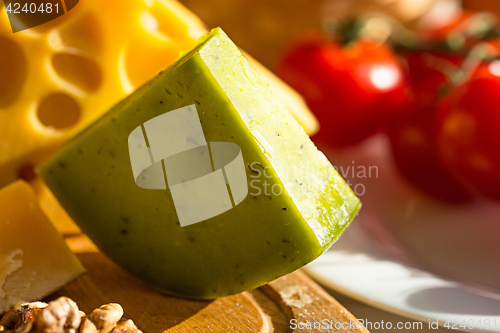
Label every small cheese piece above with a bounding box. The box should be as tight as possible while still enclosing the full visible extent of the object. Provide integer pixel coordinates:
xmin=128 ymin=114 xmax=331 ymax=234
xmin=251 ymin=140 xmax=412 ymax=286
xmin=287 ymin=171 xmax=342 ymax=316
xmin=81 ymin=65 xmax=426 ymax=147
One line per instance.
xmin=0 ymin=181 xmax=85 ymax=313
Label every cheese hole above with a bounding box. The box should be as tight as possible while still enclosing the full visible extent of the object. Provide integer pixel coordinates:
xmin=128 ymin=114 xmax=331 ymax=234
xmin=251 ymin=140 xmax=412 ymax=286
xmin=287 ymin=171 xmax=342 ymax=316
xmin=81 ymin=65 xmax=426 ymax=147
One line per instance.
xmin=0 ymin=37 xmax=27 ymax=108
xmin=52 ymin=53 xmax=102 ymax=92
xmin=149 ymin=3 xmax=188 ymax=39
xmin=37 ymin=93 xmax=81 ymax=129
xmin=55 ymin=12 xmax=102 ymax=54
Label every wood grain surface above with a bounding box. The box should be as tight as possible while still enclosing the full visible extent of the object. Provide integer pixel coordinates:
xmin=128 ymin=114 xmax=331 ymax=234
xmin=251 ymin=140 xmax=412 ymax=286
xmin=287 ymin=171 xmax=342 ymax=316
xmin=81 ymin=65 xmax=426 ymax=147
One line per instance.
xmin=44 ymin=234 xmax=369 ymax=333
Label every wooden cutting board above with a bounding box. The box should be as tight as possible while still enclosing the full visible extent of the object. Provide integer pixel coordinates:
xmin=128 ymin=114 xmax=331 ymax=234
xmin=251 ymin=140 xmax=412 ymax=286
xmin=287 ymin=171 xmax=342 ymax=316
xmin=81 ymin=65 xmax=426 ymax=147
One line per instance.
xmin=45 ymin=234 xmax=369 ymax=333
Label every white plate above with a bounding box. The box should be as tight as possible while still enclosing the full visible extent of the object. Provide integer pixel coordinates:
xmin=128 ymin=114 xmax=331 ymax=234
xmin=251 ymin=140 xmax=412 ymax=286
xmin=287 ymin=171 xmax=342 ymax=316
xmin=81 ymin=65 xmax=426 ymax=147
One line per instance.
xmin=304 ymin=135 xmax=500 ymax=333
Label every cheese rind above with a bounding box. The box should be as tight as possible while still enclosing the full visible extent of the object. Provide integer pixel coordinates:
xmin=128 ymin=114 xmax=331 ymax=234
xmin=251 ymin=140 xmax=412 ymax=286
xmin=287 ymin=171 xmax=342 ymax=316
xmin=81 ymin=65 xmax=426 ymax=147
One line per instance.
xmin=0 ymin=181 xmax=85 ymax=313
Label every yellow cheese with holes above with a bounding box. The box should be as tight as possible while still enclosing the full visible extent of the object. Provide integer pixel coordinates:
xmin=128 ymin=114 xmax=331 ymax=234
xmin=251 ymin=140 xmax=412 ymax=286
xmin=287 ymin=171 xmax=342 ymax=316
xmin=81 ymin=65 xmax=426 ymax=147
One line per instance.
xmin=0 ymin=180 xmax=85 ymax=313
xmin=0 ymin=0 xmax=206 ymax=189
xmin=0 ymin=0 xmax=317 ymax=192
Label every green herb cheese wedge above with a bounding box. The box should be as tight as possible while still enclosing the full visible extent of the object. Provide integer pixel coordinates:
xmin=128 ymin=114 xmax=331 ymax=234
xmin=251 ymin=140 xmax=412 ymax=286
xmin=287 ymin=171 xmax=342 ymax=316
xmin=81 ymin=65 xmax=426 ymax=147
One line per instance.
xmin=38 ymin=28 xmax=360 ymax=298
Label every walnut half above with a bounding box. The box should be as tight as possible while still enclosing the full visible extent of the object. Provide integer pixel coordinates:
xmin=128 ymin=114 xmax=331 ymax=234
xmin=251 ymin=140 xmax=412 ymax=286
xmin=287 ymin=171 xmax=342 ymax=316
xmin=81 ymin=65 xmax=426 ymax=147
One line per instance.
xmin=31 ymin=297 xmax=81 ymax=333
xmin=0 ymin=302 xmax=48 ymax=332
xmin=0 ymin=299 xmax=140 ymax=333
xmin=79 ymin=304 xmax=123 ymax=333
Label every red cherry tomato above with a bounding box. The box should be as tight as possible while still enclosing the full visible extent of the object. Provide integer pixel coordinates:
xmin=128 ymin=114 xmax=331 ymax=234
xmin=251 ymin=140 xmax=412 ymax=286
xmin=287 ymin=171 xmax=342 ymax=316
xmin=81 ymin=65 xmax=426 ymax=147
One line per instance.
xmin=404 ymin=51 xmax=463 ymax=108
xmin=435 ymin=61 xmax=500 ymax=201
xmin=389 ymin=51 xmax=473 ymax=203
xmin=276 ymin=31 xmax=409 ymax=148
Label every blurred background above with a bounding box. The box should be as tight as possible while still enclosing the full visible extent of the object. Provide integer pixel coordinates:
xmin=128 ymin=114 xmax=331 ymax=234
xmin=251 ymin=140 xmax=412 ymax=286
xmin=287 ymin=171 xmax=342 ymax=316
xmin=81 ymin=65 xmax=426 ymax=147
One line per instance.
xmin=177 ymin=0 xmax=500 ymax=68
xmin=177 ymin=0 xmax=461 ymax=68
